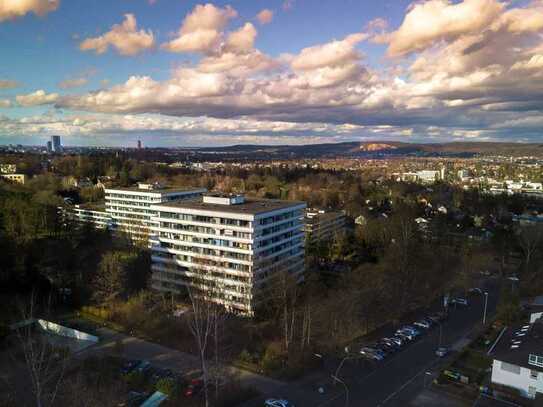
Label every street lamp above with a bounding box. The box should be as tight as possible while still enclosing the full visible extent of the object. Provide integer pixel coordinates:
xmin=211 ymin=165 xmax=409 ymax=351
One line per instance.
xmin=483 ymin=292 xmax=489 ymax=325
xmin=435 ymin=320 xmax=443 ymax=348
xmin=424 ymin=371 xmax=433 ymax=388
xmin=331 ymin=374 xmax=349 ymax=407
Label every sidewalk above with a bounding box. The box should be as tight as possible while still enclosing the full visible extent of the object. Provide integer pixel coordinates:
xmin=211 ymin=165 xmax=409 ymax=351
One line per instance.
xmin=82 ymin=326 xmax=284 ymax=395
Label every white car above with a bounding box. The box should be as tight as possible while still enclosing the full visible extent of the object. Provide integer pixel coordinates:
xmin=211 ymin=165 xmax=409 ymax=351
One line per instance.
xmin=452 ymin=298 xmax=468 ymax=306
xmin=265 ymin=399 xmax=295 ymax=407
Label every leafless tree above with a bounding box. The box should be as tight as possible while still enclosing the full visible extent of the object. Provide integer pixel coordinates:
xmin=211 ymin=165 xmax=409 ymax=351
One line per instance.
xmin=186 ymin=286 xmax=212 ymax=407
xmin=12 ymin=294 xmax=70 ymax=407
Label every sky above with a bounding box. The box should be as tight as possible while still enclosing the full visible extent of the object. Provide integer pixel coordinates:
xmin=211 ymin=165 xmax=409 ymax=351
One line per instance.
xmin=0 ymin=0 xmax=542 ymax=147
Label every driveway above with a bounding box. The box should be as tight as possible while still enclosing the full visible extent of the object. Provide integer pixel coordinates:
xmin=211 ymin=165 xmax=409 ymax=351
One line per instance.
xmin=81 ymin=326 xmax=284 ymax=395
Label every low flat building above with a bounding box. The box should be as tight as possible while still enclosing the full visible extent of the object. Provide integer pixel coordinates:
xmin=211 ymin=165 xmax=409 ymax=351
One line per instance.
xmin=0 ymin=173 xmax=27 ymax=184
xmin=72 ymin=203 xmax=112 ymax=229
xmin=491 ymin=319 xmax=543 ymax=399
xmin=149 ymin=193 xmax=306 ymax=315
xmin=305 ymin=209 xmax=347 ymax=242
xmin=105 ymin=183 xmax=206 ymax=239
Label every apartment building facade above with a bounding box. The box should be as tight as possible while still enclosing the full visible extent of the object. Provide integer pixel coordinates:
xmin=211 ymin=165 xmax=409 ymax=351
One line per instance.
xmin=305 ymin=209 xmax=347 ymax=243
xmin=72 ymin=204 xmax=113 ymax=229
xmin=104 ymin=183 xmax=206 ymax=239
xmin=149 ymin=194 xmax=306 ymax=315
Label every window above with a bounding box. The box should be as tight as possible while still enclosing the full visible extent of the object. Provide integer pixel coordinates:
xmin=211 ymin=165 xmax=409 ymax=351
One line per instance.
xmin=501 ymin=362 xmax=520 ymax=374
xmin=529 ymin=354 xmax=543 ymax=368
xmin=531 ymin=370 xmax=539 ymax=379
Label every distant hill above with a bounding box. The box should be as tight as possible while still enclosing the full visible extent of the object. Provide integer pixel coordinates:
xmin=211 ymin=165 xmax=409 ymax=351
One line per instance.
xmin=191 ymin=141 xmax=543 ymax=159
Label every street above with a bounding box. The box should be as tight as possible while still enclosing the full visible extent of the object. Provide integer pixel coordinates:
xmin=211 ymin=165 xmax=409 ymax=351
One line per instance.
xmin=241 ymin=277 xmax=500 ymax=407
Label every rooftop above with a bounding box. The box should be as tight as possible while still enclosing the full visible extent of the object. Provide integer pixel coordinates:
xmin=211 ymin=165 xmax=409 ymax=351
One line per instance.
xmin=492 ymin=319 xmax=543 ymax=371
xmin=75 ymin=202 xmax=106 ymax=211
xmin=154 ymin=196 xmax=306 ymax=215
xmin=105 ymin=185 xmax=205 ymax=194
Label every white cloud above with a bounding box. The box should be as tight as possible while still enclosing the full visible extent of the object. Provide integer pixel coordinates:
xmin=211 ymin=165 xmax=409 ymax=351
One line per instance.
xmin=291 ymin=33 xmax=367 ymax=71
xmin=161 ymin=4 xmax=237 ymax=54
xmin=382 ymin=0 xmax=504 ymax=56
xmin=0 ymin=99 xmax=12 ymax=108
xmin=0 ymin=0 xmax=59 ymax=21
xmin=225 ymin=23 xmax=257 ymax=53
xmin=16 ymin=90 xmax=59 ymax=106
xmin=80 ymin=14 xmax=155 ymax=56
xmin=256 ymin=9 xmax=273 ymax=25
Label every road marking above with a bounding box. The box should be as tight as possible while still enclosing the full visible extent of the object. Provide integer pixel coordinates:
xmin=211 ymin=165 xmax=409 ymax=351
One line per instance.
xmin=378 ymin=360 xmax=439 ymax=406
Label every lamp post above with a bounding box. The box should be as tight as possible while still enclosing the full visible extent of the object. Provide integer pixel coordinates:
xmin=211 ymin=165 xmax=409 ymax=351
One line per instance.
xmin=435 ymin=320 xmax=443 ymax=348
xmin=331 ymin=374 xmax=349 ymax=407
xmin=424 ymin=371 xmax=432 ymax=388
xmin=483 ymin=292 xmax=489 ymax=325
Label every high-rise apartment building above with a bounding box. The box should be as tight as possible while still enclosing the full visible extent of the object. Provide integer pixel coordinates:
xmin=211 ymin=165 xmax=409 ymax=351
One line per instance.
xmin=104 ymin=183 xmax=206 ymax=239
xmin=51 ymin=135 xmax=62 ymax=153
xmin=149 ymin=193 xmax=306 ymax=315
xmin=46 ymin=141 xmax=52 ymax=153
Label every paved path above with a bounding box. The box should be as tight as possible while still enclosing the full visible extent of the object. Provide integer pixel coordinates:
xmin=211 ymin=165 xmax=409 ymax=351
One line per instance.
xmin=81 ymin=326 xmax=284 ymax=395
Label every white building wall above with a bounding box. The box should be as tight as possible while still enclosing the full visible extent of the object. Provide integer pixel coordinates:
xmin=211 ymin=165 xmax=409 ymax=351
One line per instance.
xmin=149 ymin=200 xmax=306 ymax=315
xmin=491 ymin=359 xmax=543 ymax=398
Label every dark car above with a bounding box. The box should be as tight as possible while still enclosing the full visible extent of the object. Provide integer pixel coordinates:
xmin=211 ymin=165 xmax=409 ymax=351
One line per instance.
xmin=120 ymin=360 xmax=142 ymax=375
xmin=184 ymin=378 xmax=204 ymax=398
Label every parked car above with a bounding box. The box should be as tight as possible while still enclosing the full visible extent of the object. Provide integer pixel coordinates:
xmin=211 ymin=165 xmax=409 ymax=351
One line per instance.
xmin=184 ymin=378 xmax=203 ymax=397
xmin=452 ymin=298 xmax=469 ymax=306
xmin=120 ymin=360 xmax=142 ymax=375
xmin=427 ymin=313 xmax=446 ymax=323
xmin=377 ymin=340 xmax=398 ymax=352
xmin=265 ymin=399 xmax=295 ymax=407
xmin=435 ymin=347 xmax=449 ymax=357
xmin=413 ymin=320 xmax=432 ymax=329
xmin=359 ymin=347 xmax=384 ymax=361
xmin=150 ymin=368 xmax=175 ymax=384
xmin=398 ymin=326 xmax=421 ymax=336
xmin=388 ymin=336 xmax=405 ymax=346
xmin=395 ymin=332 xmax=413 ymax=342
xmin=135 ymin=360 xmax=151 ymax=374
xmin=468 ymin=287 xmax=483 ymax=295
xmin=383 ymin=337 xmax=403 ymax=347
xmin=117 ymin=391 xmax=148 ymax=407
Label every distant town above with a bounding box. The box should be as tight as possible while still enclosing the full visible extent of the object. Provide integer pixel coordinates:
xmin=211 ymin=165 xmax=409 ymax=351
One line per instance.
xmin=1 ymin=136 xmax=543 ymax=407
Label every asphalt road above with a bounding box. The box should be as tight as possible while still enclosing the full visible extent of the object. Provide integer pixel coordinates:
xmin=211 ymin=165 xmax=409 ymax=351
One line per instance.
xmin=242 ymin=277 xmax=501 ymax=407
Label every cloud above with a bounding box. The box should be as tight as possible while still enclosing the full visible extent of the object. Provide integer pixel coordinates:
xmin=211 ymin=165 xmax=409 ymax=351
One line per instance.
xmin=224 ymin=23 xmax=257 ymax=53
xmin=80 ymin=14 xmax=155 ymax=56
xmin=58 ymin=77 xmax=88 ymax=89
xmin=0 ymin=0 xmax=59 ymax=21
xmin=291 ymin=33 xmax=367 ymax=71
xmin=382 ymin=0 xmax=504 ymax=57
xmin=52 ymin=0 xmax=543 ymax=144
xmin=16 ymin=90 xmax=59 ymax=106
xmin=0 ymin=79 xmax=19 ymax=89
xmin=0 ymin=99 xmax=12 ymax=108
xmin=256 ymin=9 xmax=273 ymax=25
xmin=161 ymin=4 xmax=237 ymax=54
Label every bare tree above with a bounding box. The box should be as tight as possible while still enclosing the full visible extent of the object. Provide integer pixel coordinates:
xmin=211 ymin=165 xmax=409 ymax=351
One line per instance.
xmin=186 ymin=285 xmax=215 ymax=407
xmin=12 ymin=294 xmax=69 ymax=407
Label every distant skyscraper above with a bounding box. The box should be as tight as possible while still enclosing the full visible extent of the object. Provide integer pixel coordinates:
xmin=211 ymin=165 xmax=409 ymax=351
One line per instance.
xmin=46 ymin=141 xmax=52 ymax=153
xmin=137 ymin=140 xmax=142 ymax=149
xmin=51 ymin=135 xmax=62 ymax=153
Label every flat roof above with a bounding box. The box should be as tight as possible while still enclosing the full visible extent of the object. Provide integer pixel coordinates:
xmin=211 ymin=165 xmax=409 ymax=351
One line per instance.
xmin=154 ymin=196 xmax=305 ymax=215
xmin=492 ymin=320 xmax=543 ymax=371
xmin=76 ymin=202 xmax=106 ymax=211
xmin=105 ymin=186 xmax=205 ymax=194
